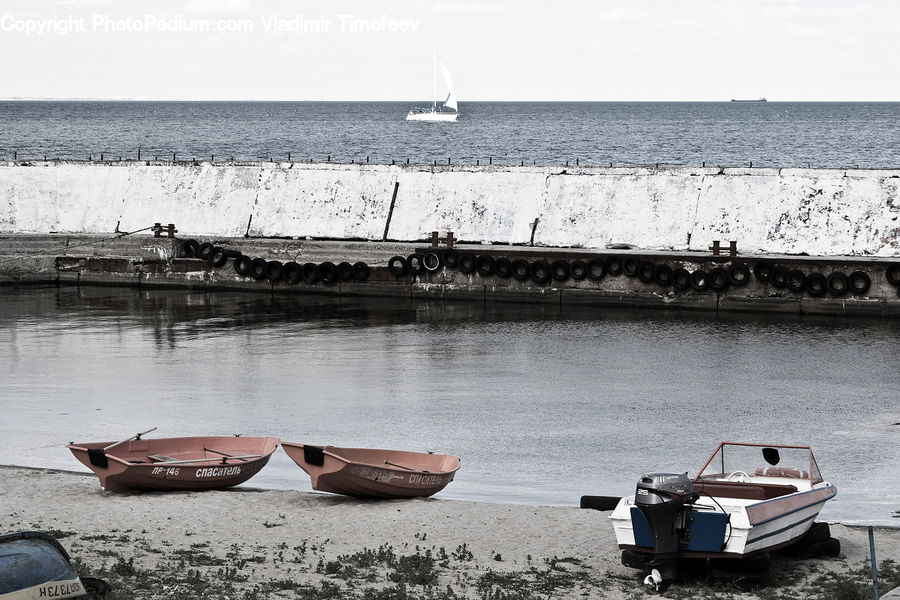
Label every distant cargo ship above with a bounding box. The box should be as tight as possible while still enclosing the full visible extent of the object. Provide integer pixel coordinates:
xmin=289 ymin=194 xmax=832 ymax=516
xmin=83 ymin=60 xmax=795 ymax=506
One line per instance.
xmin=731 ymin=98 xmax=767 ymax=102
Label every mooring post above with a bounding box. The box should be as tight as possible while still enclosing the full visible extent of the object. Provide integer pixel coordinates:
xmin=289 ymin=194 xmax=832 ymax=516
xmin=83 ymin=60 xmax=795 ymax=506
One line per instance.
xmin=138 ymin=148 xmax=141 ymax=160
xmin=211 ymin=154 xmax=214 ymax=162
xmin=288 ymin=152 xmax=291 ymax=161
xmin=489 ymin=157 xmax=492 ymax=165
xmin=173 ymin=153 xmax=176 ymax=161
xmin=869 ymin=526 xmax=879 ymax=600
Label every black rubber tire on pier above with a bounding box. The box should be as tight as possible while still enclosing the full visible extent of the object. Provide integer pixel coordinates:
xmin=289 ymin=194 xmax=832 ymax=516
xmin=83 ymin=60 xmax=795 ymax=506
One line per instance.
xmin=198 ymin=242 xmax=215 ymax=260
xmin=494 ymin=257 xmax=512 ymax=279
xmin=579 ymin=495 xmax=621 ymax=511
xmin=672 ymin=268 xmax=691 ymax=291
xmin=826 ymin=271 xmax=849 ymax=296
xmin=249 ymin=258 xmax=268 ymax=280
xmin=587 ymin=259 xmax=606 ymax=281
xmin=708 ymin=267 xmax=729 ymax=291
xmin=654 ymin=263 xmax=673 ymax=287
xmin=805 ymin=272 xmax=827 ymax=296
xmin=605 ymin=256 xmax=623 ymax=276
xmin=283 ymin=261 xmax=302 ymax=284
xmin=442 ymin=249 xmax=459 ymax=269
xmin=848 ymin=270 xmax=871 ymax=295
xmin=690 ymin=269 xmax=708 ymax=291
xmin=406 ymin=254 xmax=423 ymax=275
xmin=301 ymin=262 xmax=319 ymax=284
xmin=886 ymin=264 xmax=900 ymax=286
xmin=511 ymin=259 xmax=530 ymax=281
xmin=550 ymin=259 xmax=570 ymax=282
xmin=786 ymin=269 xmax=806 ymax=294
xmin=457 ymin=253 xmax=476 ymax=274
xmin=729 ymin=262 xmax=751 ymax=287
xmin=622 ymin=256 xmax=640 ymax=277
xmin=317 ymin=261 xmax=339 ymax=284
xmin=182 ymin=238 xmax=200 ymax=258
xmin=221 ymin=248 xmax=242 ymax=259
xmin=769 ymin=266 xmax=789 ymax=289
xmin=337 ymin=261 xmax=354 ymax=282
xmin=352 ymin=261 xmax=370 ymax=281
xmin=569 ymin=259 xmax=588 ymax=280
xmin=530 ymin=260 xmax=552 ymax=285
xmin=422 ymin=252 xmax=442 ymax=272
xmin=387 ymin=256 xmax=408 ymax=277
xmin=754 ymin=259 xmax=773 ymax=282
xmin=209 ymin=247 xmax=229 ymax=268
xmin=265 ymin=260 xmax=284 ymax=283
xmin=637 ymin=260 xmax=655 ymax=284
xmin=476 ymin=255 xmax=495 ymax=277
xmin=234 ymin=255 xmax=252 ymax=277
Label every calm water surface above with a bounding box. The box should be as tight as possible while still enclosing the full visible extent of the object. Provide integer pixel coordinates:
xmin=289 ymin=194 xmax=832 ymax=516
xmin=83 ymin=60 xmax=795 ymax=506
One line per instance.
xmin=1 ymin=286 xmax=897 ymax=526
xmin=1 ymin=101 xmax=899 ymax=168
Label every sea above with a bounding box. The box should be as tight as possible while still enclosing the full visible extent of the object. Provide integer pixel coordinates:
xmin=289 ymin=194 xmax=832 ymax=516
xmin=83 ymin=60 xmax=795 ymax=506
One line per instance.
xmin=1 ymin=100 xmax=900 ymax=168
xmin=0 ymin=102 xmax=898 ymax=527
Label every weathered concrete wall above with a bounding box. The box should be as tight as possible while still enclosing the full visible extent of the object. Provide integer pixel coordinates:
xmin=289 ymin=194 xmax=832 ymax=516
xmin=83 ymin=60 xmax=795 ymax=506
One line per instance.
xmin=1 ymin=161 xmax=898 ymax=256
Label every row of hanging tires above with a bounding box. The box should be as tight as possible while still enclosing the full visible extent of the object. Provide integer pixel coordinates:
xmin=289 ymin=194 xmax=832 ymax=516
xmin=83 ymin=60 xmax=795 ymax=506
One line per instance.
xmin=181 ymin=238 xmax=370 ymax=285
xmin=753 ymin=260 xmax=871 ymax=297
xmin=387 ymin=250 xmax=884 ymax=297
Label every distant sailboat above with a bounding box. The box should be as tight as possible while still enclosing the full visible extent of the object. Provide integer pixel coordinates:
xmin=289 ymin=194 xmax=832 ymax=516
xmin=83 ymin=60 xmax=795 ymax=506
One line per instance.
xmin=406 ymin=51 xmax=458 ymax=122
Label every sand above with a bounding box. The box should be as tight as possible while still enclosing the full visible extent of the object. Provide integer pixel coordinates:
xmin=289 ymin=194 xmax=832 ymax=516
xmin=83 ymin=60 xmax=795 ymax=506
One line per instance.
xmin=1 ymin=466 xmax=896 ymax=599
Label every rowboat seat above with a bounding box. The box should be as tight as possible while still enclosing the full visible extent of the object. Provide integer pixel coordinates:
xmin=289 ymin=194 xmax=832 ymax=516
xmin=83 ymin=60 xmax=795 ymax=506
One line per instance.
xmin=694 ymin=480 xmax=798 ymax=500
xmin=148 ymin=454 xmax=178 ymax=462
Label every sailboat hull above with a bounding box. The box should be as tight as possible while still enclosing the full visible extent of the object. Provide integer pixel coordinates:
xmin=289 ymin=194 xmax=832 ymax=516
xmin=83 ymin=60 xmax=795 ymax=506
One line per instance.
xmin=406 ymin=111 xmax=458 ymax=122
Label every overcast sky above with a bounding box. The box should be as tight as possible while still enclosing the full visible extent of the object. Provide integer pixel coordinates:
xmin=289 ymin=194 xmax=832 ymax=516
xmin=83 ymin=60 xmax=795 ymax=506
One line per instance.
xmin=1 ymin=0 xmax=897 ymax=101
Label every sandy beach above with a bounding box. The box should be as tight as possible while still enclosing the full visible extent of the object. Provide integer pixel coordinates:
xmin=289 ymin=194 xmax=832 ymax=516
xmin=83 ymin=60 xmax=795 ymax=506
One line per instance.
xmin=1 ymin=466 xmax=897 ymax=599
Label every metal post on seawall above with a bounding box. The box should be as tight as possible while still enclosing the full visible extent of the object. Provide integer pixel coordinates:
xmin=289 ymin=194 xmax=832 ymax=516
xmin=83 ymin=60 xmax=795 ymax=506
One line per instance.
xmin=869 ymin=526 xmax=879 ymax=600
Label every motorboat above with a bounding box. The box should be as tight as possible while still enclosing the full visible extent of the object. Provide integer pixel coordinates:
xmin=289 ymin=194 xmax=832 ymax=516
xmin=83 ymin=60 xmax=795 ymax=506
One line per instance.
xmin=282 ymin=442 xmax=460 ymax=498
xmin=609 ymin=442 xmax=837 ymax=589
xmin=67 ymin=428 xmax=278 ymax=492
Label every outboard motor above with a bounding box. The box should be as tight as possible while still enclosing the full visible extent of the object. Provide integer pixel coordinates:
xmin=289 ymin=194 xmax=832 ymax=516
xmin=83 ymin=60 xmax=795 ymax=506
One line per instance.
xmin=634 ymin=473 xmax=699 ymax=591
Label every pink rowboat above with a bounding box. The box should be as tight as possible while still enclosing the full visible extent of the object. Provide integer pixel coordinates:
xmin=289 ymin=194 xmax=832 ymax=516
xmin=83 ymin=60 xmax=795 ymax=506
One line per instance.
xmin=67 ymin=429 xmax=279 ymax=492
xmin=281 ymin=442 xmax=460 ymax=499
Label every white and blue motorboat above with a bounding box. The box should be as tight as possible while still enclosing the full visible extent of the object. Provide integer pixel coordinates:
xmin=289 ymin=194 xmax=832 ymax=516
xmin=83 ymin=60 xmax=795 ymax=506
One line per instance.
xmin=609 ymin=442 xmax=837 ymax=589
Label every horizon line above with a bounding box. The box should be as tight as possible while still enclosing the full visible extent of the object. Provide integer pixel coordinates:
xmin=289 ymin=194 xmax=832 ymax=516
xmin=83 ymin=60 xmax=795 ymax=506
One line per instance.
xmin=2 ymin=97 xmax=899 ymax=103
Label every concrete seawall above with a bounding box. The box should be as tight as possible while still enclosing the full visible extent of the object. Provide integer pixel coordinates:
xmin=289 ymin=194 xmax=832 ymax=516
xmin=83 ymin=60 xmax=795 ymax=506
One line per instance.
xmin=1 ymin=161 xmax=899 ymax=256
xmin=1 ymin=162 xmax=899 ymax=316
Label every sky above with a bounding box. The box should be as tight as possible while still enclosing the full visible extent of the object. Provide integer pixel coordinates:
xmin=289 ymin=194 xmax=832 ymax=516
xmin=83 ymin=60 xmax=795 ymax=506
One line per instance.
xmin=0 ymin=0 xmax=898 ymax=101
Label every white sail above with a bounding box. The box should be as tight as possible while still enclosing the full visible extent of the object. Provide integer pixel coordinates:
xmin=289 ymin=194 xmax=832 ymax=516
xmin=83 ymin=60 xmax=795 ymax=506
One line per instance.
xmin=405 ymin=50 xmax=458 ymax=122
xmin=439 ymin=60 xmax=458 ymax=112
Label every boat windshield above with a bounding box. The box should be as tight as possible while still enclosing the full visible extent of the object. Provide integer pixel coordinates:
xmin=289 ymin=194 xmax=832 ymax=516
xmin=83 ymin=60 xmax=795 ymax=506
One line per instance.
xmin=694 ymin=442 xmax=823 ymax=484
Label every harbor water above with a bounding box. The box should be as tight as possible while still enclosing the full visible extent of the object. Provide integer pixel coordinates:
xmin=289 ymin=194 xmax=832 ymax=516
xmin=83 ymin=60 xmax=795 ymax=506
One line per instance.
xmin=0 ymin=285 xmax=897 ymax=526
